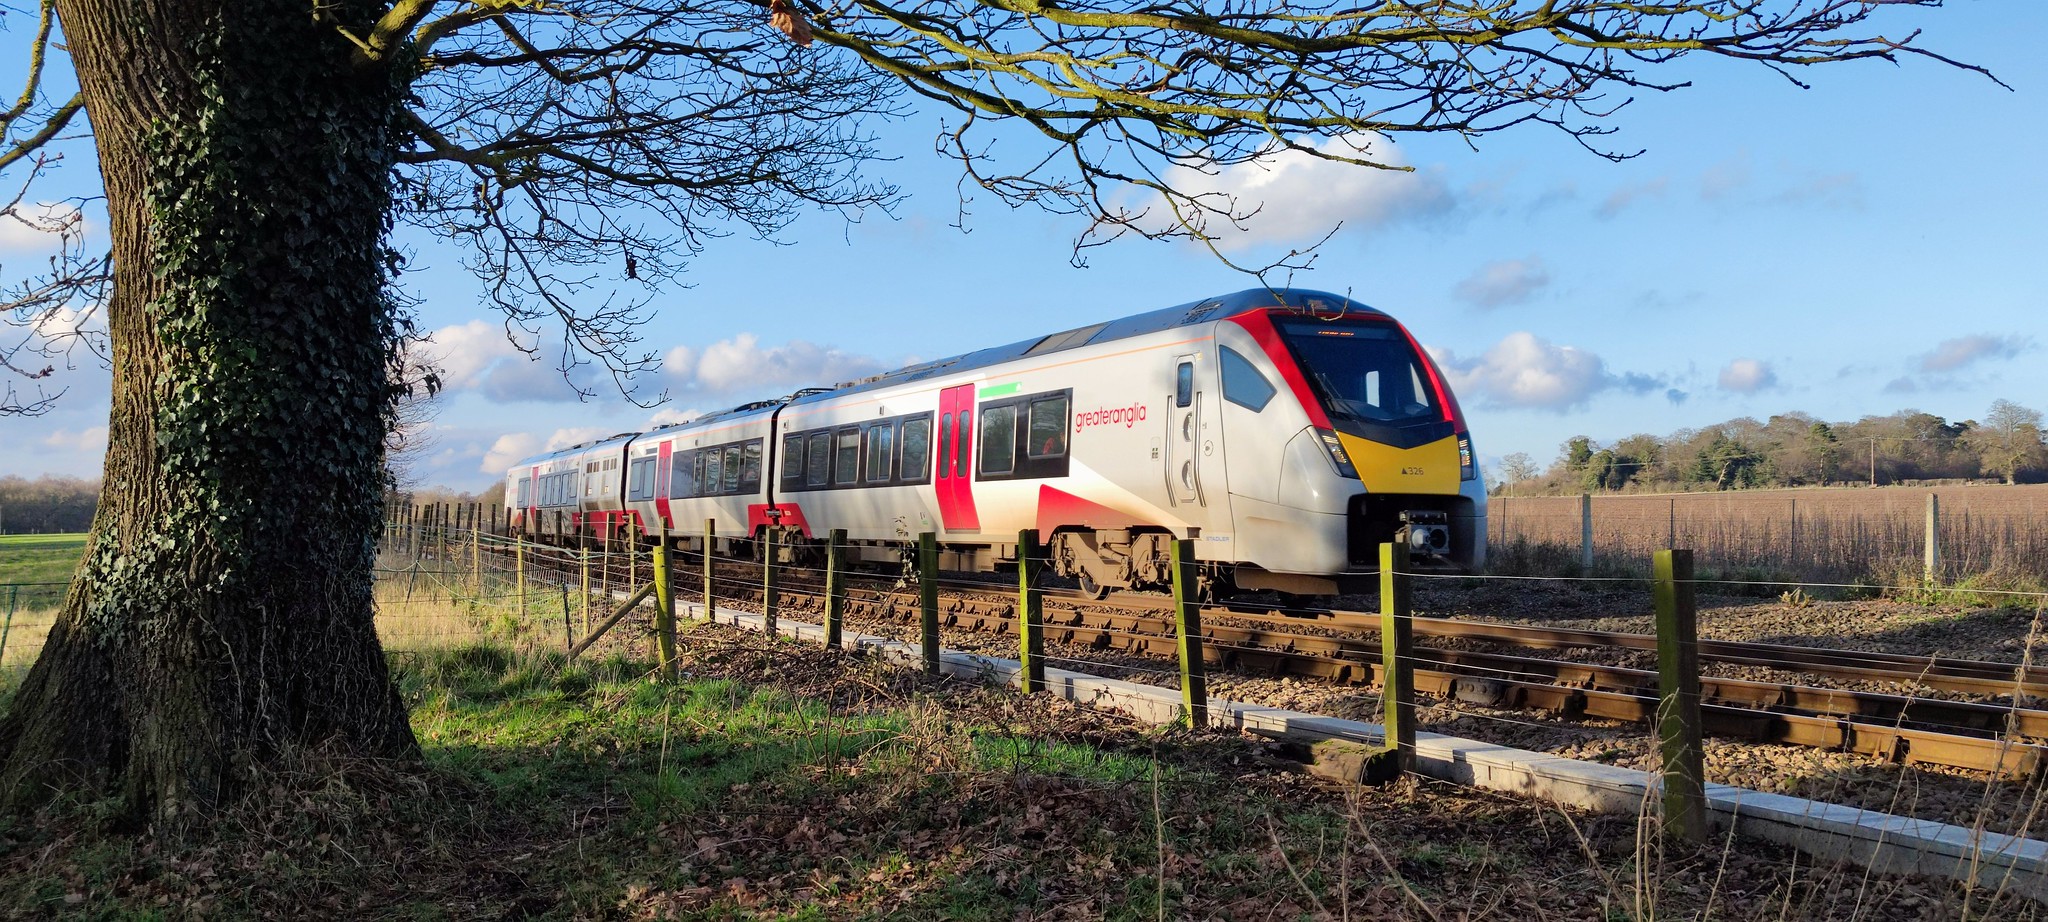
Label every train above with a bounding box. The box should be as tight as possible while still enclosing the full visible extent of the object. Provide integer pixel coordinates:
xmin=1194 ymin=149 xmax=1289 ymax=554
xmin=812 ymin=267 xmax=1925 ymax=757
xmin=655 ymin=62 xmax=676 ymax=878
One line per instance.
xmin=503 ymin=288 xmax=1486 ymax=600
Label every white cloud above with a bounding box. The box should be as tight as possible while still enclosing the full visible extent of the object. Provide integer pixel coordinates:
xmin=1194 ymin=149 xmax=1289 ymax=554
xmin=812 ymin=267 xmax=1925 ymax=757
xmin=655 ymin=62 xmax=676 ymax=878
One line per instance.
xmin=1156 ymin=133 xmax=1454 ymax=249
xmin=478 ymin=426 xmax=618 ymax=474
xmin=1430 ymin=333 xmax=1610 ymax=411
xmin=1452 ymin=257 xmax=1550 ymax=309
xmin=479 ymin=433 xmax=541 ymax=473
xmin=1774 ymin=172 xmax=1863 ymax=210
xmin=1919 ymin=333 xmax=2029 ymax=372
xmin=0 ymin=201 xmax=83 ymax=252
xmin=665 ymin=333 xmax=887 ymax=397
xmin=647 ymin=406 xmax=705 ymax=428
xmin=42 ymin=425 xmax=108 ymax=453
xmin=419 ymin=320 xmax=520 ymax=390
xmin=543 ymin=427 xmax=609 ymax=451
xmin=1717 ymin=358 xmax=1777 ymax=394
xmin=1596 ymin=177 xmax=1669 ymax=218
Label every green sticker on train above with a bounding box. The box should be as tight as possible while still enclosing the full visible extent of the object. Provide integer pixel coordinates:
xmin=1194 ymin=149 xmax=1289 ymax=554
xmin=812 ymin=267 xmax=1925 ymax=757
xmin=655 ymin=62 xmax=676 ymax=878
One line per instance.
xmin=979 ymin=381 xmax=1022 ymax=397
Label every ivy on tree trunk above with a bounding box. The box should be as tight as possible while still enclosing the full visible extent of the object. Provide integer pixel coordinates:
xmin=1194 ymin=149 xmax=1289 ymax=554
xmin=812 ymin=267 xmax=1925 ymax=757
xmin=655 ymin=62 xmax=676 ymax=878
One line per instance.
xmin=0 ymin=0 xmax=419 ymax=823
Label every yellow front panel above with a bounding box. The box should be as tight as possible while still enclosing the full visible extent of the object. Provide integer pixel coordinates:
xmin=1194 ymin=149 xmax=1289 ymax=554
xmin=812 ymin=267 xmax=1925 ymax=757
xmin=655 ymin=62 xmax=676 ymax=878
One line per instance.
xmin=1337 ymin=432 xmax=1461 ymax=495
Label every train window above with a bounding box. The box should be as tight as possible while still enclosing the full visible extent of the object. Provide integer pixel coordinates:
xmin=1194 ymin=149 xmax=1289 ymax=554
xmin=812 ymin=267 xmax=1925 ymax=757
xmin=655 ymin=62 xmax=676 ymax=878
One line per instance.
xmin=1176 ymin=362 xmax=1193 ymax=408
xmin=723 ymin=445 xmax=743 ymax=492
xmin=781 ymin=435 xmax=804 ymax=486
xmin=703 ymin=449 xmax=722 ymax=496
xmin=515 ymin=477 xmax=529 ymax=506
xmin=901 ymin=417 xmax=931 ymax=481
xmin=669 ymin=452 xmax=691 ymax=498
xmin=1220 ymin=346 xmax=1276 ymax=412
xmin=741 ymin=442 xmax=763 ymax=491
xmin=865 ymin=424 xmax=894 ymax=483
xmin=1027 ymin=396 xmax=1068 ymax=458
xmin=806 ymin=432 xmax=831 ymax=487
xmin=834 ymin=430 xmax=859 ymax=485
xmin=979 ymin=405 xmax=1016 ymax=475
xmin=939 ymin=414 xmax=952 ymax=474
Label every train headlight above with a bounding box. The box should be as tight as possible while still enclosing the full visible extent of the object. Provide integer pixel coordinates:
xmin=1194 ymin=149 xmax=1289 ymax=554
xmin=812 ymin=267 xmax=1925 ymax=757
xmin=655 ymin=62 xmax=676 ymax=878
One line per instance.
xmin=1316 ymin=429 xmax=1358 ymax=479
xmin=1458 ymin=433 xmax=1475 ymax=482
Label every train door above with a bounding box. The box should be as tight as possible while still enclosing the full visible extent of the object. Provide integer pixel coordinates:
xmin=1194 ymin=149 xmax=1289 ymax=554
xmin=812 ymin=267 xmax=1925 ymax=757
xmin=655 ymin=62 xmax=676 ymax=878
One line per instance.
xmin=935 ymin=384 xmax=980 ymax=530
xmin=1167 ymin=355 xmax=1206 ymax=507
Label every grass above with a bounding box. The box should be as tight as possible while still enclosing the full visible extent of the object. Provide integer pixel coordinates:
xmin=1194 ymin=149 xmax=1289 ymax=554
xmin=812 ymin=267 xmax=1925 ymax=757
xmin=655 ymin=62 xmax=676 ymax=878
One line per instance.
xmin=2 ymin=615 xmax=2041 ymax=919
xmin=5 ymin=540 xmax=2047 ymax=918
xmin=0 ymin=532 xmax=85 ymax=595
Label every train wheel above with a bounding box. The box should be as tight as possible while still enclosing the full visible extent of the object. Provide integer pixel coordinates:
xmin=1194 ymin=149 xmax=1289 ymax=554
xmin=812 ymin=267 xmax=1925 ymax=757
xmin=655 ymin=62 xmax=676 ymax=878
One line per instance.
xmin=1076 ymin=572 xmax=1110 ymax=601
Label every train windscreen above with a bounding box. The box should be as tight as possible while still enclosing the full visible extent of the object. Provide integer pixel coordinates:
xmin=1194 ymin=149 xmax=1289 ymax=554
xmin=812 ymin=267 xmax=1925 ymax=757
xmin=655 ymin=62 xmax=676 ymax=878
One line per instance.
xmin=1273 ymin=318 xmax=1439 ymax=429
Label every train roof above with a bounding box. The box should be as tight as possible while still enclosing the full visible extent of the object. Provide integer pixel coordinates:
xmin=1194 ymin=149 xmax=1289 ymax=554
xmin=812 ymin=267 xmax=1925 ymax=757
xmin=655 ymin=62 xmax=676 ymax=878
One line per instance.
xmin=787 ymin=288 xmax=1385 ymax=407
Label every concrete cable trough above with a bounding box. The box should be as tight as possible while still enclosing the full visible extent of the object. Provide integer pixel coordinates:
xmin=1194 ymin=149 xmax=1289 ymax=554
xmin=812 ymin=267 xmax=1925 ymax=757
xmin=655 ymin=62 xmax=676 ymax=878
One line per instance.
xmin=680 ymin=597 xmax=2048 ymax=902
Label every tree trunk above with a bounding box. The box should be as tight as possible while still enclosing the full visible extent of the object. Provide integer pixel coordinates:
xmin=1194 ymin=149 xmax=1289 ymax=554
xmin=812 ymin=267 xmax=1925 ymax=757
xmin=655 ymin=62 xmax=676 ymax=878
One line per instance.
xmin=0 ymin=0 xmax=419 ymax=824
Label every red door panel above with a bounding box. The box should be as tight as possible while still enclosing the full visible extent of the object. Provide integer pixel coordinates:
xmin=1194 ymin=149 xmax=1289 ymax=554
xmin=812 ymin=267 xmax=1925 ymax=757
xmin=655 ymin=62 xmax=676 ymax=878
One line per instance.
xmin=936 ymin=384 xmax=979 ymax=530
xmin=654 ymin=440 xmax=673 ymax=532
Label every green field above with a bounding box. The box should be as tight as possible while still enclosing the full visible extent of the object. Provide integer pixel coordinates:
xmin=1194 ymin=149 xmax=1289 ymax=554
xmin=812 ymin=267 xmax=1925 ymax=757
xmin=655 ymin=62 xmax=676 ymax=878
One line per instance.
xmin=1 ymin=534 xmax=84 ymax=674
xmin=0 ymin=533 xmax=87 ymax=589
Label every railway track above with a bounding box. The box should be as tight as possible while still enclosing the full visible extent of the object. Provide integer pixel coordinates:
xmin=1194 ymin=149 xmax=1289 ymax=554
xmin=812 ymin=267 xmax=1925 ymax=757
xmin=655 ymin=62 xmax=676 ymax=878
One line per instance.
xmin=478 ymin=538 xmax=2048 ymax=777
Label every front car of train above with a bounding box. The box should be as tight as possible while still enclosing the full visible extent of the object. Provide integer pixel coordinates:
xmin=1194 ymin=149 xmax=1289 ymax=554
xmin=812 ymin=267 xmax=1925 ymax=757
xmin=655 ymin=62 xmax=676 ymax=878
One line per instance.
xmin=1223 ymin=291 xmax=1486 ymax=583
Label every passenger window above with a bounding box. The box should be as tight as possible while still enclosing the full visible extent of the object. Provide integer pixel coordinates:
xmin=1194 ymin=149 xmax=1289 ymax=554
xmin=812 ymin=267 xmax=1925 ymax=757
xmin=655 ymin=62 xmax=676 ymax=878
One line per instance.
xmin=624 ymin=460 xmax=646 ymax=500
xmin=806 ymin=432 xmax=831 ymax=487
xmin=835 ymin=430 xmax=860 ymax=485
xmin=703 ymin=449 xmax=722 ymax=495
xmin=1176 ymin=362 xmax=1193 ymax=408
xmin=679 ymin=452 xmax=704 ymax=497
xmin=741 ymin=442 xmax=763 ymax=490
xmin=1027 ymin=396 xmax=1068 ymax=458
xmin=901 ymin=417 xmax=932 ymax=481
xmin=939 ymin=414 xmax=952 ymax=476
xmin=1220 ymin=346 xmax=1276 ymax=412
xmin=781 ymin=435 xmax=804 ymax=485
xmin=516 ymin=477 xmax=530 ymax=506
xmin=722 ymin=445 xmax=742 ymax=492
xmin=979 ymin=405 xmax=1016 ymax=475
xmin=865 ymin=424 xmax=894 ymax=482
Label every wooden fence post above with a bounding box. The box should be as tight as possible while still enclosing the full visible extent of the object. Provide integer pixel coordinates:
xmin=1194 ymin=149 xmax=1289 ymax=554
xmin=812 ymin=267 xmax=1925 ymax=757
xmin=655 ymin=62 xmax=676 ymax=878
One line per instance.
xmin=1169 ymin=538 xmax=1208 ymax=728
xmin=580 ymin=547 xmax=592 ymax=635
xmin=653 ymin=534 xmax=677 ymax=682
xmin=762 ymin=527 xmax=780 ymax=640
xmin=824 ymin=528 xmax=846 ymax=650
xmin=1925 ymin=493 xmax=1941 ymax=583
xmin=1580 ymin=492 xmax=1594 ymax=574
xmin=919 ymin=532 xmax=940 ymax=674
xmin=1654 ymin=548 xmax=1707 ymax=843
xmin=1018 ymin=529 xmax=1046 ymax=694
xmin=702 ymin=519 xmax=716 ymax=622
xmin=470 ymin=514 xmax=481 ymax=596
xmin=1366 ymin=540 xmax=1414 ymax=782
xmin=514 ymin=533 xmax=527 ymax=620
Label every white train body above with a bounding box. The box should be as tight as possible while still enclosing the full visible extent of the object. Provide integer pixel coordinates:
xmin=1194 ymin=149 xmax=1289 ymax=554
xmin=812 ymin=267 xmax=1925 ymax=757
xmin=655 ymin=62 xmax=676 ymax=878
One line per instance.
xmin=505 ymin=289 xmax=1487 ymax=596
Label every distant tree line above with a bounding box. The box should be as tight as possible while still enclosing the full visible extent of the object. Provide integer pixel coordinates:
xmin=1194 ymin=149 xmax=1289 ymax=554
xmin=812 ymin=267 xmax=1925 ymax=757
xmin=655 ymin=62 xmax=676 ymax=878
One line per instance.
xmin=0 ymin=476 xmax=100 ymax=533
xmin=1495 ymin=400 xmax=2048 ymax=495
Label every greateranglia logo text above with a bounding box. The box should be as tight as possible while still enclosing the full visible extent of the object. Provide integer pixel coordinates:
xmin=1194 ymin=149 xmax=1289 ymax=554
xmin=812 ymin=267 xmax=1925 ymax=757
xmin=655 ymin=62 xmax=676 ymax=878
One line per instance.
xmin=1075 ymin=401 xmax=1149 ymax=433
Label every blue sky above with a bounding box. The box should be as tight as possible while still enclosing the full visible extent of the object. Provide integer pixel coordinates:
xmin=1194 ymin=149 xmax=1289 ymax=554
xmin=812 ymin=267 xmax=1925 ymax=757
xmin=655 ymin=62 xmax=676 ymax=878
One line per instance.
xmin=5 ymin=1 xmax=2042 ymax=491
